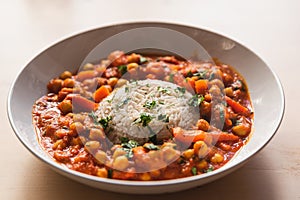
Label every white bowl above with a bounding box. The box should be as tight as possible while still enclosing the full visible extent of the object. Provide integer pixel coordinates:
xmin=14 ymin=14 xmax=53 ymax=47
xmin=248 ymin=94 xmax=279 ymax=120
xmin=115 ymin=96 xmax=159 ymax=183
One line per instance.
xmin=7 ymin=22 xmax=284 ymax=194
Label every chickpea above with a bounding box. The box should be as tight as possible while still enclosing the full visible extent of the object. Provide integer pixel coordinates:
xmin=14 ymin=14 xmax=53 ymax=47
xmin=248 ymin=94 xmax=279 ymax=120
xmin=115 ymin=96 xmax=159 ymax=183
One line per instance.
xmin=58 ymin=100 xmax=72 ymax=115
xmin=112 ymin=148 xmax=127 ymax=159
xmin=209 ymin=79 xmax=224 ymax=89
xmin=115 ymin=78 xmax=128 ymax=88
xmin=89 ymin=128 xmax=105 ymax=140
xmin=113 ymin=155 xmax=129 ymax=171
xmin=107 ymin=77 xmax=118 ymax=87
xmin=127 ymin=63 xmax=139 ymax=71
xmin=162 ymin=146 xmax=180 ymax=162
xmin=211 ymin=153 xmax=224 ymax=163
xmin=82 ymin=63 xmax=94 ymax=71
xmin=224 ymin=87 xmax=234 ymax=97
xmin=63 ymin=78 xmax=75 ymax=88
xmin=59 ymin=71 xmax=72 ymax=80
xmin=69 ymin=122 xmax=85 ymax=135
xmin=47 ymin=79 xmax=63 ymax=94
xmin=193 ymin=141 xmax=208 ymax=158
xmin=73 ymin=114 xmax=85 ymax=123
xmin=150 ymin=170 xmax=161 ymax=177
xmin=145 ymin=74 xmax=156 ymax=79
xmin=96 ymin=168 xmax=108 ymax=178
xmin=127 ymin=53 xmax=140 ymax=63
xmin=232 ymin=124 xmax=251 ymax=136
xmin=196 ymin=119 xmax=210 ymax=131
xmin=84 ymin=141 xmax=100 ymax=152
xmin=95 ymin=150 xmax=107 ymax=164
xmin=182 ymin=149 xmax=194 ymax=159
xmin=197 ymin=160 xmax=208 ymax=169
xmin=140 ymin=173 xmax=151 ymax=181
xmin=97 ymin=77 xmax=108 ymax=86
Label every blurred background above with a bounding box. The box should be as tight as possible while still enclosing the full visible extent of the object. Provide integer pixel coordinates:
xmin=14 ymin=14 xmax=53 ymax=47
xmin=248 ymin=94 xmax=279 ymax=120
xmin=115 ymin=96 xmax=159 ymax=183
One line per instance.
xmin=1 ymin=0 xmax=299 ymax=199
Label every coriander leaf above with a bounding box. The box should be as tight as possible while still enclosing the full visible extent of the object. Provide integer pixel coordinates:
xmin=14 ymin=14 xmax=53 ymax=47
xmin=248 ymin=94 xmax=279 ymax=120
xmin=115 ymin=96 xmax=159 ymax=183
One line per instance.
xmin=125 ymin=86 xmax=129 ymax=93
xmin=88 ymin=111 xmax=100 ymax=125
xmin=188 ymin=94 xmax=204 ymax=107
xmin=108 ymin=169 xmax=113 ymax=178
xmin=206 ymin=166 xmax=214 ymax=173
xmin=143 ymin=143 xmax=160 ymax=150
xmin=193 ymin=70 xmax=208 ymax=79
xmin=191 ymin=167 xmax=197 ymax=176
xmin=140 ymin=56 xmax=148 ymax=64
xmin=118 ymin=65 xmax=127 ymax=75
xmin=169 ymin=73 xmax=174 ymax=83
xmin=143 ymin=100 xmax=156 ymax=109
xmin=175 ymin=87 xmax=186 ymax=94
xmin=121 ymin=139 xmax=138 ymax=158
xmin=99 ymin=116 xmax=112 ymax=129
xmin=133 ymin=113 xmax=154 ymax=127
xmin=186 ymin=71 xmax=193 ymax=77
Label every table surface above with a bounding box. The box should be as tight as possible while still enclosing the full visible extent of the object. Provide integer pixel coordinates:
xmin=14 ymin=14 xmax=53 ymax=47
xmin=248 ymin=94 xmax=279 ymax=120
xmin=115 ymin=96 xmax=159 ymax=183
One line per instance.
xmin=1 ymin=0 xmax=299 ymax=199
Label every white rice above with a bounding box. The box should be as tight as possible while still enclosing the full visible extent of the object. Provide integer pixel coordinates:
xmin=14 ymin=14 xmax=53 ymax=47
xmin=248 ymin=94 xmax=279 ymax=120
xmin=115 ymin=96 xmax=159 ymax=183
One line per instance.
xmin=95 ymin=79 xmax=199 ymax=144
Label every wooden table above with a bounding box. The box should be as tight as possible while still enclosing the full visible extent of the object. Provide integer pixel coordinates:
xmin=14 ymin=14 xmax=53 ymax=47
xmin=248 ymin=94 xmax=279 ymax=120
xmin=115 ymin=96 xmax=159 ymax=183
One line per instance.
xmin=1 ymin=0 xmax=299 ymax=199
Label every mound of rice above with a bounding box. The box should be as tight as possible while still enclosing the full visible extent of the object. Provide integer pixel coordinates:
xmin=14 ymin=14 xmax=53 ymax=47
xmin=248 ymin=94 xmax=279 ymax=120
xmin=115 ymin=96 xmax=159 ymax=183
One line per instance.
xmin=95 ymin=79 xmax=199 ymax=144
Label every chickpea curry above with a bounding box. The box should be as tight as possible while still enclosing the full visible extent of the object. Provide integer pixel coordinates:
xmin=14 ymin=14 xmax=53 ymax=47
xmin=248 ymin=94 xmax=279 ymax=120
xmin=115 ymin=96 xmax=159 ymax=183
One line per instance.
xmin=32 ymin=51 xmax=253 ymax=181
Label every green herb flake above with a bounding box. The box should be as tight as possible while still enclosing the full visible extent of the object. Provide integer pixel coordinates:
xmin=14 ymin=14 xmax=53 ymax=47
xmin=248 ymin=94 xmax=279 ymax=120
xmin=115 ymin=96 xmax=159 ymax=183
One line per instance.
xmin=143 ymin=143 xmax=160 ymax=150
xmin=88 ymin=111 xmax=100 ymax=125
xmin=188 ymin=94 xmax=204 ymax=107
xmin=118 ymin=65 xmax=127 ymax=75
xmin=108 ymin=169 xmax=113 ymax=178
xmin=175 ymin=87 xmax=186 ymax=94
xmin=193 ymin=70 xmax=208 ymax=79
xmin=158 ymin=87 xmax=171 ymax=94
xmin=99 ymin=116 xmax=112 ymax=129
xmin=133 ymin=113 xmax=154 ymax=127
xmin=206 ymin=166 xmax=214 ymax=173
xmin=143 ymin=100 xmax=157 ymax=109
xmin=117 ymin=97 xmax=131 ymax=108
xmin=186 ymin=71 xmax=193 ymax=77
xmin=125 ymin=86 xmax=129 ymax=93
xmin=191 ymin=167 xmax=197 ymax=176
xmin=169 ymin=73 xmax=175 ymax=83
xmin=121 ymin=139 xmax=139 ymax=158
xmin=140 ymin=56 xmax=148 ymax=64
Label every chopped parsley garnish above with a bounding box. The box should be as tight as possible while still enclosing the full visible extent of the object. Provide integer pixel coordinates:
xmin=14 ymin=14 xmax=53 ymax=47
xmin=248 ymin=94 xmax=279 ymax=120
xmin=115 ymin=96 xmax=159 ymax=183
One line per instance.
xmin=157 ymin=114 xmax=169 ymax=123
xmin=88 ymin=111 xmax=100 ymax=125
xmin=143 ymin=100 xmax=156 ymax=109
xmin=169 ymin=73 xmax=175 ymax=83
xmin=175 ymin=87 xmax=186 ymax=94
xmin=206 ymin=166 xmax=214 ymax=173
xmin=108 ymin=169 xmax=113 ymax=178
xmin=143 ymin=143 xmax=160 ymax=150
xmin=193 ymin=70 xmax=208 ymax=79
xmin=121 ymin=139 xmax=138 ymax=158
xmin=133 ymin=113 xmax=154 ymax=127
xmin=140 ymin=56 xmax=148 ymax=64
xmin=188 ymin=94 xmax=205 ymax=107
xmin=191 ymin=167 xmax=197 ymax=176
xmin=118 ymin=65 xmax=127 ymax=75
xmin=117 ymin=97 xmax=130 ymax=108
xmin=98 ymin=116 xmax=112 ymax=129
xmin=157 ymin=86 xmax=171 ymax=94
xmin=125 ymin=86 xmax=129 ymax=93
xmin=186 ymin=70 xmax=193 ymax=77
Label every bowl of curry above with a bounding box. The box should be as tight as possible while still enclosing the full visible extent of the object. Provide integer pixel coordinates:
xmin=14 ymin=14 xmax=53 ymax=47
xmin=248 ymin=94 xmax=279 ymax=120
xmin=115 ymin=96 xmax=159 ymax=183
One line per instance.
xmin=7 ymin=22 xmax=284 ymax=194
